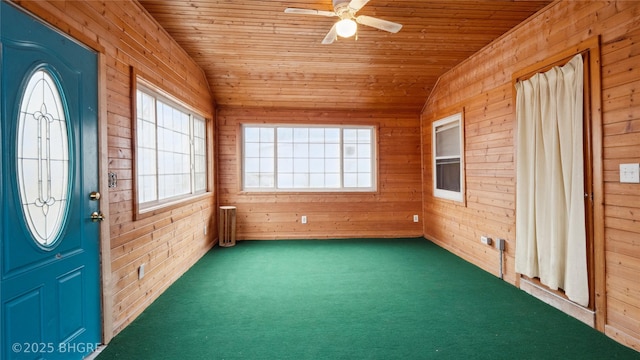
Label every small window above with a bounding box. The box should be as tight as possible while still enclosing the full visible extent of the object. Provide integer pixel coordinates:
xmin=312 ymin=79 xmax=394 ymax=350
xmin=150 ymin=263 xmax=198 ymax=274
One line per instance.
xmin=432 ymin=113 xmax=464 ymax=202
xmin=135 ymin=81 xmax=208 ymax=212
xmin=242 ymin=125 xmax=376 ymax=192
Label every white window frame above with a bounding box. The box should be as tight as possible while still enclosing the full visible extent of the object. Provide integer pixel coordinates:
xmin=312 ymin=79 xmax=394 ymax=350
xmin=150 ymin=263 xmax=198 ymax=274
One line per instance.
xmin=432 ymin=112 xmax=465 ymax=202
xmin=241 ymin=124 xmax=377 ymax=192
xmin=134 ymin=79 xmax=208 ymax=214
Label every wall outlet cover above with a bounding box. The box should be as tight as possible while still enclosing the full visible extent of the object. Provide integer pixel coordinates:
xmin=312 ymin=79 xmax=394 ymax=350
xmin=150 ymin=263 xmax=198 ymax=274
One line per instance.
xmin=138 ymin=263 xmax=145 ymax=280
xmin=620 ymin=163 xmax=640 ymax=183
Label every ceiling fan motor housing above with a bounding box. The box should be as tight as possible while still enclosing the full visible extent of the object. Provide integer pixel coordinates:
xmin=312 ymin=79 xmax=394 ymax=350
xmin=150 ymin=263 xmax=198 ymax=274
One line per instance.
xmin=332 ymin=0 xmax=351 ymax=8
xmin=333 ymin=0 xmax=353 ymax=18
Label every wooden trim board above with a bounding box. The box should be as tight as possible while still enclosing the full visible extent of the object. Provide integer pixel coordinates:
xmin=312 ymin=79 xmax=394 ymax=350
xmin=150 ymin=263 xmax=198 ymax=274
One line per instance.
xmin=520 ymin=277 xmax=595 ymax=328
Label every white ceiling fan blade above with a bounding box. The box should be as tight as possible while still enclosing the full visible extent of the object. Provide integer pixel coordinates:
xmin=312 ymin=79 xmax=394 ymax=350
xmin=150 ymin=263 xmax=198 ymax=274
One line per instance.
xmin=348 ymin=0 xmax=370 ymax=12
xmin=356 ymin=15 xmax=402 ymax=33
xmin=322 ymin=23 xmax=338 ymax=44
xmin=284 ymin=8 xmax=336 ymax=17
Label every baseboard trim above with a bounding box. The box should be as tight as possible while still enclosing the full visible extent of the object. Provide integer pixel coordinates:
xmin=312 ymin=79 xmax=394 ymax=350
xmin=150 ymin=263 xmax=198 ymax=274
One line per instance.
xmin=519 ymin=277 xmax=595 ymax=327
xmin=605 ymin=324 xmax=640 ymax=352
xmin=84 ymin=344 xmax=107 ymax=360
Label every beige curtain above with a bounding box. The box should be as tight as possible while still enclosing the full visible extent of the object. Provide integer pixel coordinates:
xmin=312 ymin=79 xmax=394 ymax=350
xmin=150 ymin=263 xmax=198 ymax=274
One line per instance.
xmin=515 ymin=54 xmax=588 ymax=307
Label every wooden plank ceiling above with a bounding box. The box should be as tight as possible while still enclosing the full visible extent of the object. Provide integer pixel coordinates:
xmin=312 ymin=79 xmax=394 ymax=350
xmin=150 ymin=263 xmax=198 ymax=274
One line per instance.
xmin=138 ymin=0 xmax=552 ymax=112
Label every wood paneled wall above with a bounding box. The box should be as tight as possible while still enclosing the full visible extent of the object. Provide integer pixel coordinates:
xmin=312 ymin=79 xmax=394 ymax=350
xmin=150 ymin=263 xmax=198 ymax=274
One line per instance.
xmin=217 ymin=107 xmax=422 ymax=240
xmin=421 ymin=0 xmax=640 ymax=350
xmin=12 ymin=0 xmax=216 ymax=340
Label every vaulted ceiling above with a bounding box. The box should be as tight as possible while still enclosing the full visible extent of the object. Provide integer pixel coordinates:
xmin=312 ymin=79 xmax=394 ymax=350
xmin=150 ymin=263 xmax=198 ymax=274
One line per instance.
xmin=138 ymin=0 xmax=552 ymax=112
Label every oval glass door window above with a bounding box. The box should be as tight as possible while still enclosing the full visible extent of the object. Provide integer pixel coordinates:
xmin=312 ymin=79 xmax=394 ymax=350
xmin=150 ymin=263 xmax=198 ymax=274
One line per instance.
xmin=17 ymin=68 xmax=70 ymax=247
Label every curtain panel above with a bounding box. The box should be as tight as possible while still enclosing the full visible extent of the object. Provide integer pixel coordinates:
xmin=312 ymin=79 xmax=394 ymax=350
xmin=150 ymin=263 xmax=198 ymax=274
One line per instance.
xmin=515 ymin=54 xmax=588 ymax=307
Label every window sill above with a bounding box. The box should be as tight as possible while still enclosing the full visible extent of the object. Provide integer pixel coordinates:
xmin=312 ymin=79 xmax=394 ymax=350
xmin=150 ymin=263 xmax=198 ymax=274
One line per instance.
xmin=238 ymin=189 xmax=379 ymax=195
xmin=135 ymin=192 xmax=213 ymax=221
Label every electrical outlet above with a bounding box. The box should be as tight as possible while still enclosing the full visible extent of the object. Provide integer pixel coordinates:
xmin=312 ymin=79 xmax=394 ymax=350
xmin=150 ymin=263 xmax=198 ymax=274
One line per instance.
xmin=301 ymin=215 xmax=307 ymax=224
xmin=496 ymin=238 xmax=506 ymax=251
xmin=481 ymin=236 xmax=492 ymax=246
xmin=413 ymin=215 xmax=419 ymax=223
xmin=138 ymin=263 xmax=145 ymax=280
xmin=204 ymin=225 xmax=207 ymax=235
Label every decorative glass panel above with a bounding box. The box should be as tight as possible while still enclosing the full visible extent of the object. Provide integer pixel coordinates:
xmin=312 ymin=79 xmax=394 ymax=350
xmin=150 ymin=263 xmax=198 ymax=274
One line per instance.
xmin=17 ymin=69 xmax=69 ymax=247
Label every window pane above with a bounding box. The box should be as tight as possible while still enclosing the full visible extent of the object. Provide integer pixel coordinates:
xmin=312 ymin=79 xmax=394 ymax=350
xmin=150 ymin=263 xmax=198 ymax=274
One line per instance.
xmin=293 ymin=173 xmax=308 ymax=188
xmin=325 ymin=158 xmax=340 ymax=173
xmin=357 ymin=129 xmax=371 ymax=142
xmin=326 ymin=129 xmax=340 ymax=142
xmin=293 ymin=128 xmax=308 ymax=142
xmin=293 ymin=143 xmax=308 ymax=158
xmin=358 ymin=144 xmax=371 ymax=158
xmin=245 ymin=173 xmax=260 ymax=188
xmin=278 ymin=158 xmax=293 ymax=172
xmin=245 ymin=127 xmax=260 ymax=142
xmin=141 ymin=149 xmax=156 ymax=175
xmin=259 ymin=174 xmax=275 ymax=187
xmin=344 ymin=173 xmax=357 ymax=187
xmin=358 ymin=159 xmax=371 ymax=172
xmin=277 ymin=127 xmax=293 ymax=142
xmin=196 ymin=174 xmax=206 ymax=190
xmin=358 ymin=173 xmax=372 ymax=187
xmin=278 ymin=143 xmax=293 ymax=157
xmin=260 ymin=127 xmax=274 ymax=142
xmin=310 ymin=173 xmax=324 ymax=187
xmin=436 ymin=159 xmax=461 ymax=192
xmin=278 ymin=173 xmax=293 ymax=188
xmin=260 ymin=157 xmax=274 ymax=172
xmin=436 ymin=125 xmax=460 ymax=157
xmin=309 ymin=128 xmax=324 ymax=143
xmin=260 ymin=143 xmax=274 ymax=157
xmin=325 ymin=144 xmax=340 ymax=158
xmin=310 ymin=159 xmax=324 ymax=173
xmin=309 ymin=144 xmax=324 ymax=157
xmin=142 ymin=93 xmax=154 ymax=120
xmin=344 ymin=145 xmax=357 ymax=158
xmin=344 ymin=159 xmax=357 ymax=172
xmin=245 ymin=158 xmax=260 ymax=172
xmin=245 ymin=142 xmax=260 ymax=156
xmin=293 ymin=158 xmax=309 ymax=173
xmin=325 ymin=174 xmax=340 ymax=187
xmin=344 ymin=129 xmax=357 ymax=143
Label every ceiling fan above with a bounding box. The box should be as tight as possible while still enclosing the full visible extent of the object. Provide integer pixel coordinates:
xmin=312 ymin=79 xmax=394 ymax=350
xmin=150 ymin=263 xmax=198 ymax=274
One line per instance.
xmin=284 ymin=0 xmax=403 ymax=44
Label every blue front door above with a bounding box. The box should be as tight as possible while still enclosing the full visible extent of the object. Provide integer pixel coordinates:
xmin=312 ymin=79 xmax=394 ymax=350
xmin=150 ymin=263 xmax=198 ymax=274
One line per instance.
xmin=1 ymin=2 xmax=101 ymax=359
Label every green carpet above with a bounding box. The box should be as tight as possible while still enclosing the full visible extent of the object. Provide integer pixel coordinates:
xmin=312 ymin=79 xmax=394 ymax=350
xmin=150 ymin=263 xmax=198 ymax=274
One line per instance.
xmin=97 ymin=238 xmax=640 ymax=359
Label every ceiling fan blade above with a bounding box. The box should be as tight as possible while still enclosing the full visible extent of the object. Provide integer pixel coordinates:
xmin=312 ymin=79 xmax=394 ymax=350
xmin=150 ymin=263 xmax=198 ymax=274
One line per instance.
xmin=322 ymin=23 xmax=338 ymax=44
xmin=284 ymin=8 xmax=336 ymax=17
xmin=348 ymin=0 xmax=370 ymax=12
xmin=356 ymin=15 xmax=402 ymax=33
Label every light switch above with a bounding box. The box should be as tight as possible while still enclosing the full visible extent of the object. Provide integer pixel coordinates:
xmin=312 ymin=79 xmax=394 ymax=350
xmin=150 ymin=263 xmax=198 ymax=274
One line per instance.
xmin=620 ymin=163 xmax=640 ymax=183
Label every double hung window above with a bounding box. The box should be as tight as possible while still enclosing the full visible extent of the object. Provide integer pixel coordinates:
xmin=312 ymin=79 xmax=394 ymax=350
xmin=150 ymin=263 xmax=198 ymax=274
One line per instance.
xmin=432 ymin=113 xmax=464 ymax=202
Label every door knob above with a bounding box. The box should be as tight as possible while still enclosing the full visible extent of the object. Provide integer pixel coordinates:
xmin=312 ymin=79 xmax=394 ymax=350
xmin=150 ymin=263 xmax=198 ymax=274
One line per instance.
xmin=89 ymin=191 xmax=101 ymax=200
xmin=90 ymin=211 xmax=105 ymax=222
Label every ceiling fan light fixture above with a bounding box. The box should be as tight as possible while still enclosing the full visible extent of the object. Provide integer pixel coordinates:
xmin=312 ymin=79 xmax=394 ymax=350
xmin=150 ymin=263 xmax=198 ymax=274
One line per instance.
xmin=336 ymin=18 xmax=357 ymax=38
